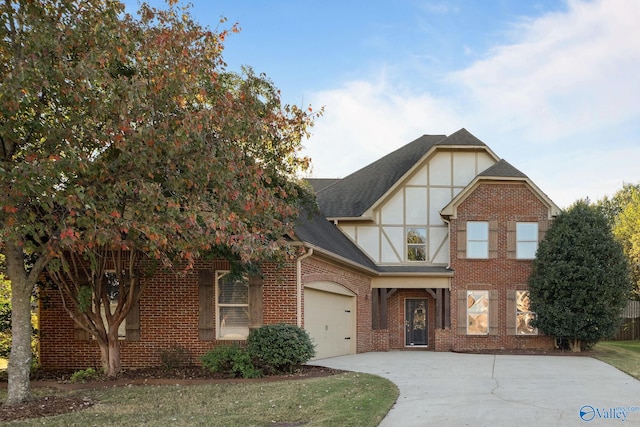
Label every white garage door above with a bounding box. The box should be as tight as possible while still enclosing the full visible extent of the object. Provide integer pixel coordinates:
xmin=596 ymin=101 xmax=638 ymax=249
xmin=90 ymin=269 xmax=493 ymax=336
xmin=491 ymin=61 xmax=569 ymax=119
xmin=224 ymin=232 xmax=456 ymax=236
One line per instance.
xmin=304 ymin=282 xmax=356 ymax=360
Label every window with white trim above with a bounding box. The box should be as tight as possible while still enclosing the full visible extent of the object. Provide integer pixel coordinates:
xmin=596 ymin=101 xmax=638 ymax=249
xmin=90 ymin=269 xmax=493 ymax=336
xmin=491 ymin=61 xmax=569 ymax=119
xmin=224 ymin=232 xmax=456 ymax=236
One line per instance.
xmin=407 ymin=227 xmax=427 ymax=261
xmin=467 ymin=290 xmax=489 ymax=335
xmin=216 ymin=271 xmax=249 ymax=340
xmin=516 ymin=222 xmax=538 ymax=259
xmin=467 ymin=221 xmax=489 ymax=259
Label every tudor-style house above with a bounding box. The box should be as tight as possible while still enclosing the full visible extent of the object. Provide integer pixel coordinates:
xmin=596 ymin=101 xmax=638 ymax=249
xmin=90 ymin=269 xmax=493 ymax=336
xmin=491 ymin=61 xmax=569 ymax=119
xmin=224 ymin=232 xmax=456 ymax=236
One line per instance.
xmin=39 ymin=129 xmax=560 ymax=369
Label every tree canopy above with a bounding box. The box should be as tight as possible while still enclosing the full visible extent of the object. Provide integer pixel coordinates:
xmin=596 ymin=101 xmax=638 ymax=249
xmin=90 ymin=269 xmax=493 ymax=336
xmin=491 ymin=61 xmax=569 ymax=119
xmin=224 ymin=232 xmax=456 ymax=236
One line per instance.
xmin=1 ymin=0 xmax=319 ymax=402
xmin=528 ymin=200 xmax=631 ymax=352
xmin=597 ymin=183 xmax=640 ymax=298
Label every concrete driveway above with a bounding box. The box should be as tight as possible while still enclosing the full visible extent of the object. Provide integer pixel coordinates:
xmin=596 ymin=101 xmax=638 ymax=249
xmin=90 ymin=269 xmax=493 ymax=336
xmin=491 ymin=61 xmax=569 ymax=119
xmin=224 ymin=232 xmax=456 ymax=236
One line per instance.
xmin=314 ymin=351 xmax=640 ymax=426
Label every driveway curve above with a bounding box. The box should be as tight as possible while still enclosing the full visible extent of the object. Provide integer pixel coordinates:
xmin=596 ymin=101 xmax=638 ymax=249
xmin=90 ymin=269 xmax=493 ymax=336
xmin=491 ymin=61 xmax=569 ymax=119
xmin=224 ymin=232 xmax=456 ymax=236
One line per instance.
xmin=315 ymin=351 xmax=640 ymax=426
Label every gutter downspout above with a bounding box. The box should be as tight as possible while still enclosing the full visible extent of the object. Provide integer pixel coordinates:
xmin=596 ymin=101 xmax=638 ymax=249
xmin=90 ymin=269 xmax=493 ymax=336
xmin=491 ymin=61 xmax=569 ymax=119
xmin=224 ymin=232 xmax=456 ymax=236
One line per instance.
xmin=296 ymin=247 xmax=314 ymax=327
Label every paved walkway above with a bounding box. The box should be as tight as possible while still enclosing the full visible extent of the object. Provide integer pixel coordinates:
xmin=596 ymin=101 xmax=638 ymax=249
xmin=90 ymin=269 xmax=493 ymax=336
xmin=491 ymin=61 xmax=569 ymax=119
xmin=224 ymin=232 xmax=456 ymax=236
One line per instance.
xmin=314 ymin=351 xmax=640 ymax=426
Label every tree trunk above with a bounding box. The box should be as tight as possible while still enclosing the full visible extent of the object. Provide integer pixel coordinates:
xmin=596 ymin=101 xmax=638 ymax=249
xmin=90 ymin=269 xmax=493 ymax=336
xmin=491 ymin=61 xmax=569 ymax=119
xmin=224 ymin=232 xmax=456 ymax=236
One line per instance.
xmin=97 ymin=331 xmax=121 ymax=377
xmin=570 ymin=338 xmax=581 ymax=352
xmin=107 ymin=336 xmax=121 ymax=377
xmin=4 ymin=245 xmax=34 ymax=405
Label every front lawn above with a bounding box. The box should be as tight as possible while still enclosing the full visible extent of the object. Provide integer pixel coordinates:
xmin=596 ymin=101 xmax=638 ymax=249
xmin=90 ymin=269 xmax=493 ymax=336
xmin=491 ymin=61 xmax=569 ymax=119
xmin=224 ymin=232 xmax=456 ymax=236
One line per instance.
xmin=593 ymin=340 xmax=640 ymax=380
xmin=0 ymin=372 xmax=398 ymax=426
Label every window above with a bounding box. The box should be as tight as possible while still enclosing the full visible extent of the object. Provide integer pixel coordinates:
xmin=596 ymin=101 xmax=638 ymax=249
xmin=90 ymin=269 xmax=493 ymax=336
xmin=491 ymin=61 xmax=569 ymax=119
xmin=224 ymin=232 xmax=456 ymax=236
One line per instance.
xmin=216 ymin=271 xmax=249 ymax=340
xmin=516 ymin=290 xmax=537 ymax=335
xmin=467 ymin=221 xmax=489 ymax=259
xmin=407 ymin=228 xmax=427 ymax=261
xmin=467 ymin=290 xmax=489 ymax=335
xmin=101 ymin=271 xmax=126 ymax=339
xmin=516 ymin=222 xmax=538 ymax=259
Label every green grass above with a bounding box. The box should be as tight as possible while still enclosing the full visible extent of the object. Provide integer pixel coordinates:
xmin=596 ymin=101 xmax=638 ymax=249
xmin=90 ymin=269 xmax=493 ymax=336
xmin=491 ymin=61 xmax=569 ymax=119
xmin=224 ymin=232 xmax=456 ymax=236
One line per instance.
xmin=0 ymin=372 xmax=398 ymax=426
xmin=594 ymin=340 xmax=640 ymax=380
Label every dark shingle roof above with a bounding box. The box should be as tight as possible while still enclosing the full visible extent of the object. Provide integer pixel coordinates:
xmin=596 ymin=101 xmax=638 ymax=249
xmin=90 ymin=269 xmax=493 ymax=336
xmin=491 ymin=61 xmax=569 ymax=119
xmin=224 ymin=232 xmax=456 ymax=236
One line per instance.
xmin=436 ymin=128 xmax=487 ymax=147
xmin=478 ymin=159 xmax=528 ymax=178
xmin=294 ymin=209 xmax=378 ymax=271
xmin=315 ymin=128 xmax=489 ymax=218
xmin=315 ymin=134 xmax=446 ymax=217
xmin=305 ymin=178 xmax=341 ymax=193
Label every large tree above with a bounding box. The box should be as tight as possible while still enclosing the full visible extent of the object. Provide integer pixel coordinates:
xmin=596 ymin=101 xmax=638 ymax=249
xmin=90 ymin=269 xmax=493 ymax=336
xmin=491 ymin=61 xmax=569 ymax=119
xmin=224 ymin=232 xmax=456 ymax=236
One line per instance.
xmin=597 ymin=183 xmax=640 ymax=298
xmin=528 ymin=200 xmax=631 ymax=352
xmin=1 ymin=0 xmax=318 ymax=404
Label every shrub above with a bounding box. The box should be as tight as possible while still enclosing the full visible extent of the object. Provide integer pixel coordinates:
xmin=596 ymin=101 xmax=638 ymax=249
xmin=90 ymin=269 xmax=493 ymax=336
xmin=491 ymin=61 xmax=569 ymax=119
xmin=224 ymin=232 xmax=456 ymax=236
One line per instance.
xmin=247 ymin=324 xmax=315 ymax=374
xmin=159 ymin=345 xmax=191 ymax=369
xmin=70 ymin=367 xmax=102 ymax=383
xmin=200 ymin=345 xmax=262 ymax=378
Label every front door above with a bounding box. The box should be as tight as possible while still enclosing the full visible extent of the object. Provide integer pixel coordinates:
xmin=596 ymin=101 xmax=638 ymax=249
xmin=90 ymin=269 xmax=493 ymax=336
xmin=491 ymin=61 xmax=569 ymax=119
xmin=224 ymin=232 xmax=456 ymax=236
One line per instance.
xmin=405 ymin=299 xmax=428 ymax=346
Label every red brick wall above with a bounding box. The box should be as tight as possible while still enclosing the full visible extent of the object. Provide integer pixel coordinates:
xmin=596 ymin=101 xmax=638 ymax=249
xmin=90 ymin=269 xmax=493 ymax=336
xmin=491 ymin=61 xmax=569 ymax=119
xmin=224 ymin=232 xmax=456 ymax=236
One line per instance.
xmin=449 ymin=182 xmax=555 ymax=351
xmin=39 ymin=258 xmax=304 ymax=370
xmin=262 ymin=262 xmax=298 ymax=325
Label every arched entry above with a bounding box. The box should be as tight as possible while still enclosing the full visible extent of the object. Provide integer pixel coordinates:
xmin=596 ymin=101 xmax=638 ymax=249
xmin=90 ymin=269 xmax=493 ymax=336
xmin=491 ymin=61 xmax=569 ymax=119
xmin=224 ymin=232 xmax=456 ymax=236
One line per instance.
xmin=304 ymin=282 xmax=357 ymax=359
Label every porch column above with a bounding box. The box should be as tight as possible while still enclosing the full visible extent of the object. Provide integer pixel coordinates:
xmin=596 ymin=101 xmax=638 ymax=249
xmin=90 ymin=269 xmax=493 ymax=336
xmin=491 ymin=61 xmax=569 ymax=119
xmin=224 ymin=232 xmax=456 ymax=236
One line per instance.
xmin=429 ymin=288 xmax=451 ymax=329
xmin=371 ymin=288 xmax=389 ymax=329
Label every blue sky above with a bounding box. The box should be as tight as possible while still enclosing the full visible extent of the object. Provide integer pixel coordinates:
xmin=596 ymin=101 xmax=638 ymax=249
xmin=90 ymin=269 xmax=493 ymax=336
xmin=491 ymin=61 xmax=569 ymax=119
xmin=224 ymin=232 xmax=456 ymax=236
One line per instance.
xmin=125 ymin=0 xmax=640 ymax=208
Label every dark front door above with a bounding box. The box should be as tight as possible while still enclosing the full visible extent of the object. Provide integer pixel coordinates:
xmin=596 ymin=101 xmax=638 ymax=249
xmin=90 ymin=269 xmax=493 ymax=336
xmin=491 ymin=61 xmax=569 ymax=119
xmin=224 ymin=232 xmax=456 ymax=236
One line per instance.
xmin=405 ymin=299 xmax=428 ymax=346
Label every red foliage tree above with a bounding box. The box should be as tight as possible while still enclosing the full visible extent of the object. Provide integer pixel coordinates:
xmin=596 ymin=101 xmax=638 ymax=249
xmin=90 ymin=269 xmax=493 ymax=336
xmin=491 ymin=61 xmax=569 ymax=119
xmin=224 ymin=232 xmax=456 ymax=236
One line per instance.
xmin=1 ymin=0 xmax=319 ymax=403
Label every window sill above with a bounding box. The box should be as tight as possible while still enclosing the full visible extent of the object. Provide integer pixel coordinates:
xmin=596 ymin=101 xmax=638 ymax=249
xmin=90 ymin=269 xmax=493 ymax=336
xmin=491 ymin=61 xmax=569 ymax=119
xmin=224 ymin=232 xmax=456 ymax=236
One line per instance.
xmin=218 ymin=334 xmax=248 ymax=341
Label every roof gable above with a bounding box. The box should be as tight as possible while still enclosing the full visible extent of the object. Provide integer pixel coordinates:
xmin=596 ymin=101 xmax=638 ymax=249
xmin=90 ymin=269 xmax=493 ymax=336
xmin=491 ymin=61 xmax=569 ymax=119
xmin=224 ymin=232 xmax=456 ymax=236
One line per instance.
xmin=315 ymin=134 xmax=446 ymax=218
xmin=440 ymin=159 xmax=560 ymax=218
xmin=315 ymin=129 xmax=496 ymax=218
xmin=435 ymin=128 xmax=488 ymax=147
xmin=478 ymin=159 xmax=528 ymax=178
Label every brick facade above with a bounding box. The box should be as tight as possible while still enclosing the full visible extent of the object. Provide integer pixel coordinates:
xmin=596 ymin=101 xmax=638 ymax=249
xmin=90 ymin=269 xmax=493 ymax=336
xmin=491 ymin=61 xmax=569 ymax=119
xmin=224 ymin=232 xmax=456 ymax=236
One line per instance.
xmin=448 ymin=182 xmax=555 ymax=351
xmin=38 ymin=172 xmax=557 ymax=369
xmin=39 ymin=258 xmax=303 ymax=369
xmin=38 ymin=255 xmax=376 ymax=369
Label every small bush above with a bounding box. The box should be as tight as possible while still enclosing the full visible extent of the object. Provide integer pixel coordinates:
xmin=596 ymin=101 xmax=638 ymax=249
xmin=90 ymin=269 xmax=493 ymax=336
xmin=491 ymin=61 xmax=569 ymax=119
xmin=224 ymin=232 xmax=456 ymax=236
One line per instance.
xmin=159 ymin=345 xmax=191 ymax=369
xmin=200 ymin=345 xmax=262 ymax=379
xmin=70 ymin=367 xmax=102 ymax=383
xmin=247 ymin=324 xmax=315 ymax=374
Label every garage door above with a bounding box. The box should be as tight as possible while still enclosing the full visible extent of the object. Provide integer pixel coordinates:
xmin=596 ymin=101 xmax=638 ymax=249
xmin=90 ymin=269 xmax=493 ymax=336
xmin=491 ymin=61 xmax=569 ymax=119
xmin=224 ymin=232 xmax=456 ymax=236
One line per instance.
xmin=304 ymin=282 xmax=356 ymax=360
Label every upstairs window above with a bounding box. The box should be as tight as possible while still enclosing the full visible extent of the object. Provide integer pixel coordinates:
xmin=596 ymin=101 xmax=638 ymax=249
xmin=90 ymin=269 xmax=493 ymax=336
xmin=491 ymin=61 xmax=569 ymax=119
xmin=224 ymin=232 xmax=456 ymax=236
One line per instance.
xmin=516 ymin=222 xmax=539 ymax=259
xmin=466 ymin=221 xmax=489 ymax=259
xmin=407 ymin=228 xmax=427 ymax=261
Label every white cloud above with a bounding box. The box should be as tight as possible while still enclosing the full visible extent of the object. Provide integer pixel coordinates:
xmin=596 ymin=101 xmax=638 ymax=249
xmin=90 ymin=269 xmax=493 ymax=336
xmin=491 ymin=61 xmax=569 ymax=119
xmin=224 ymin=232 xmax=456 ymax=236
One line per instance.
xmin=450 ymin=0 xmax=640 ymax=141
xmin=304 ymin=76 xmax=461 ymax=178
xmin=303 ymin=0 xmax=640 ymax=207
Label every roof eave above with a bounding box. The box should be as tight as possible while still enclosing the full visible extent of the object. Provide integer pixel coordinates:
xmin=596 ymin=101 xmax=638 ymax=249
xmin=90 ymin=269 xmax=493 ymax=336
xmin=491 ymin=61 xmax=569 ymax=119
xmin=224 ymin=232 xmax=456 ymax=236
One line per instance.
xmin=296 ymin=242 xmax=379 ymax=275
xmin=377 ymin=270 xmax=454 ymax=278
